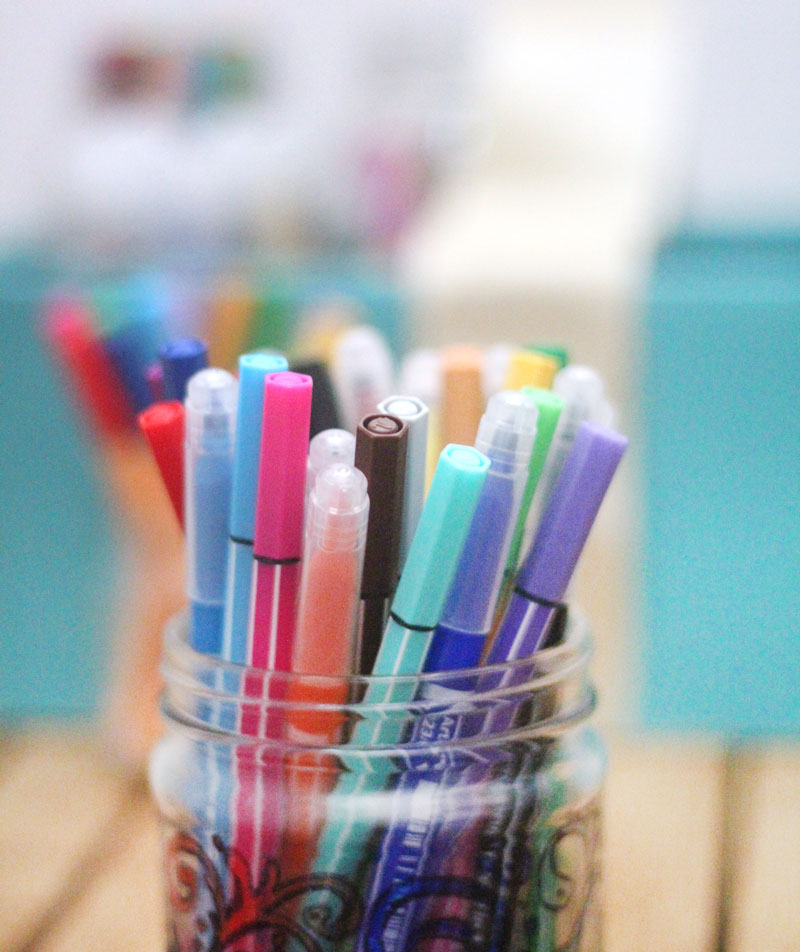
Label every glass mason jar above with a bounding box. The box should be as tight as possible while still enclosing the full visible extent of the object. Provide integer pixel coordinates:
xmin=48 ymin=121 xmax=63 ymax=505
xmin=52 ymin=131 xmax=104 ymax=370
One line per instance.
xmin=149 ymin=611 xmax=605 ymax=952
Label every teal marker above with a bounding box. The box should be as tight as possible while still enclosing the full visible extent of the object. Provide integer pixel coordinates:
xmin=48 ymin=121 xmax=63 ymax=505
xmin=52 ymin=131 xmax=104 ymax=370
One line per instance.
xmin=503 ymin=387 xmax=564 ymax=583
xmin=220 ymin=351 xmax=288 ymax=664
xmin=306 ymin=444 xmax=489 ymax=922
xmin=353 ymin=442 xmax=490 ymax=746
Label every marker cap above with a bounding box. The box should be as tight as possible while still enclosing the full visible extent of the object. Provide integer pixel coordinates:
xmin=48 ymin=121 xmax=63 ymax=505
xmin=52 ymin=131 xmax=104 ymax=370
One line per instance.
xmin=161 ymin=337 xmax=209 ymax=402
xmin=254 ymin=371 xmax=313 ymax=558
xmin=308 ymin=429 xmax=356 ymax=488
xmin=185 ymin=368 xmax=237 ymax=449
xmin=307 ymin=463 xmax=369 ymax=551
xmin=553 ymin=365 xmax=613 ymax=427
xmin=504 ymin=349 xmax=558 ymax=391
xmin=291 ymin=359 xmax=342 ymax=437
xmin=229 ymin=352 xmax=288 ymax=539
xmin=519 ymin=421 xmax=627 ymax=602
xmin=137 ymin=400 xmax=185 ymax=526
xmin=391 ymin=443 xmax=490 ymax=630
xmin=355 ymin=413 xmax=409 ymax=599
xmin=441 ymin=345 xmax=484 ymax=446
xmin=476 ymin=390 xmax=538 ymax=471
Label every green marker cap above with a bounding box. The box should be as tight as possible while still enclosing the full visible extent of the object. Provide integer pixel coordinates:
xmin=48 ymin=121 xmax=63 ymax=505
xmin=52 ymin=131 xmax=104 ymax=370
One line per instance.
xmin=526 ymin=344 xmax=569 ymax=370
xmin=390 ymin=443 xmax=490 ymax=631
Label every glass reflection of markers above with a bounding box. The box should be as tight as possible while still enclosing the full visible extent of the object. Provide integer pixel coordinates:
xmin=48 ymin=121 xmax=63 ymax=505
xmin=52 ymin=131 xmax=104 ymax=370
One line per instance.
xmin=354 ymin=413 xmax=408 ymax=673
xmin=184 ymin=369 xmax=237 ymax=655
xmin=221 ymin=352 xmax=287 ymax=665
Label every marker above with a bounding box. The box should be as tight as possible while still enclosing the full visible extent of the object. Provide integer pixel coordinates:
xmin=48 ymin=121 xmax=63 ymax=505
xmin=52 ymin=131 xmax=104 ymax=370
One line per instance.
xmin=307 ymin=428 xmax=356 ymax=503
xmin=376 ymin=395 xmax=429 ymax=573
xmin=503 ymin=348 xmax=558 ymax=391
xmin=221 ymin=352 xmax=288 ymax=664
xmin=282 ymin=463 xmax=370 ymax=881
xmin=330 ymin=324 xmax=394 ymax=432
xmin=429 ymin=391 xmax=537 ymax=671
xmin=354 ymin=413 xmax=408 ymax=673
xmin=531 ymin=364 xmax=613 ymax=528
xmin=184 ymin=369 xmax=237 ymax=654
xmin=145 ymin=363 xmax=165 ymax=403
xmin=527 ymin=343 xmax=568 ymax=370
xmin=43 ymin=299 xmax=134 ymax=439
xmin=160 ymin=337 xmax=209 ymax=402
xmin=251 ymin=372 xmax=313 ymax=671
xmin=441 ymin=345 xmax=483 ymax=447
xmin=207 ymin=275 xmax=254 ymax=372
xmin=482 ymin=342 xmax=514 ymax=398
xmin=137 ymin=401 xmax=185 ymax=529
xmin=291 ymin=359 xmax=342 ymax=437
xmin=352 ymin=443 xmax=490 ymax=747
xmin=490 ymin=421 xmax=627 ymax=662
xmin=104 ymin=321 xmax=158 ymax=413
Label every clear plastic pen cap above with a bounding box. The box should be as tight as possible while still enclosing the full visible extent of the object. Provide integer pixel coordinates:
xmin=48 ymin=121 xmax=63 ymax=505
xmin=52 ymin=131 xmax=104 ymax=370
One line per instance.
xmin=553 ymin=365 xmax=613 ymax=428
xmin=307 ymin=429 xmax=356 ymax=490
xmin=185 ymin=368 xmax=237 ymax=449
xmin=307 ymin=463 xmax=370 ymax=552
xmin=476 ymin=390 xmax=538 ymax=473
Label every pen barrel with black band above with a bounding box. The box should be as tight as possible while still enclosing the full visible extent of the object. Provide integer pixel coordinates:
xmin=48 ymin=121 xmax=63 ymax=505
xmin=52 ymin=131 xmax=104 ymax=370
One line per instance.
xmin=354 ymin=413 xmax=408 ymax=673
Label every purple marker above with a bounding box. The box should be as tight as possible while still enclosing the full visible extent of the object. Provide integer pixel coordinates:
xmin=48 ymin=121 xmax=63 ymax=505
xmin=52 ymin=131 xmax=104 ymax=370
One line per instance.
xmin=488 ymin=420 xmax=628 ymax=663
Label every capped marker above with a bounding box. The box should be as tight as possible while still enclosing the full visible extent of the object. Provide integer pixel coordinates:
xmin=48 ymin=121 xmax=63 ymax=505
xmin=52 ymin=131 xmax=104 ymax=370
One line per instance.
xmin=221 ymin=351 xmax=288 ymax=664
xmin=104 ymin=321 xmax=159 ymax=413
xmin=441 ymin=345 xmax=483 ymax=448
xmin=307 ymin=428 xmax=356 ymax=502
xmin=490 ymin=421 xmax=627 ymax=662
xmin=376 ymin=395 xmax=429 ymax=572
xmin=137 ymin=401 xmax=185 ymax=529
xmin=354 ymin=413 xmax=408 ymax=673
xmin=290 ymin=359 xmax=342 ymax=437
xmin=160 ymin=337 xmax=209 ymax=402
xmin=330 ymin=324 xmax=394 ymax=432
xmin=527 ymin=343 xmax=568 ymax=370
xmin=184 ymin=369 xmax=237 ymax=654
xmin=504 ymin=348 xmax=558 ymax=391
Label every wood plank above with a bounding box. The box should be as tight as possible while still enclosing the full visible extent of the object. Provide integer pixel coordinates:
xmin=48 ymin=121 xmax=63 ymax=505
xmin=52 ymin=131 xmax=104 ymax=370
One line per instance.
xmin=603 ymin=736 xmax=724 ymax=952
xmin=0 ymin=730 xmax=140 ymax=952
xmin=37 ymin=798 xmax=166 ymax=952
xmin=727 ymin=746 xmax=800 ymax=952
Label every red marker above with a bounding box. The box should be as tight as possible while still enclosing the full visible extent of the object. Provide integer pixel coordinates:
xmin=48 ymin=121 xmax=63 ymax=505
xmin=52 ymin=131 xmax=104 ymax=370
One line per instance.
xmin=43 ymin=298 xmax=134 ymax=440
xmin=137 ymin=401 xmax=185 ymax=530
xmin=251 ymin=371 xmax=313 ymax=670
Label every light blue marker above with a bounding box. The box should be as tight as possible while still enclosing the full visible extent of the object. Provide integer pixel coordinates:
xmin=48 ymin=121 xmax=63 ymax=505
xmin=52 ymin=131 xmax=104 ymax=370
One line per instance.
xmin=220 ymin=352 xmax=288 ymax=663
xmin=185 ymin=369 xmax=237 ymax=654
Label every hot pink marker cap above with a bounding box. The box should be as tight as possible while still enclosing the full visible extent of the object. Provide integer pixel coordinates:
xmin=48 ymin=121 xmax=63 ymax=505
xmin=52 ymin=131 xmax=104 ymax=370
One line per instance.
xmin=253 ymin=371 xmax=313 ymax=559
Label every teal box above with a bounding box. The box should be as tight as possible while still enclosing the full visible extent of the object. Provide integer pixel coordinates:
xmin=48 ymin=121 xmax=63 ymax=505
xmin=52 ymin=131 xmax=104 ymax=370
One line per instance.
xmin=0 ymin=249 xmax=117 ymax=720
xmin=640 ymin=230 xmax=800 ymax=737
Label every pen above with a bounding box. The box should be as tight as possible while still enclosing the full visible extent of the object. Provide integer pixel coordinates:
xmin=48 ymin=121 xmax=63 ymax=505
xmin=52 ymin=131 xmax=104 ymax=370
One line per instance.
xmin=376 ymin=395 xmax=429 ymax=573
xmin=160 ymin=337 xmax=209 ymax=402
xmin=184 ymin=369 xmax=237 ymax=655
xmin=137 ymin=401 xmax=186 ymax=529
xmin=428 ymin=390 xmax=538 ymax=671
xmin=503 ymin=348 xmax=558 ymax=391
xmin=330 ymin=324 xmax=394 ymax=432
xmin=290 ymin=359 xmax=342 ymax=437
xmin=489 ymin=421 xmax=627 ymax=663
xmin=251 ymin=371 xmax=313 ymax=671
xmin=220 ymin=352 xmax=288 ymax=665
xmin=441 ymin=345 xmax=483 ymax=447
xmin=354 ymin=413 xmax=408 ymax=673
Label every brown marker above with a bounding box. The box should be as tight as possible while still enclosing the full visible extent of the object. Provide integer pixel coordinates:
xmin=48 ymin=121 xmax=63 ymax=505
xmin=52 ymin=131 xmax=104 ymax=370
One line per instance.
xmin=354 ymin=413 xmax=408 ymax=673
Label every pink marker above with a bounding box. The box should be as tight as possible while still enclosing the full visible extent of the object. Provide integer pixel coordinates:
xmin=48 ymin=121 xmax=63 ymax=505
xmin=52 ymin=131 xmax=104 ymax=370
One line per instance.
xmin=251 ymin=371 xmax=313 ymax=671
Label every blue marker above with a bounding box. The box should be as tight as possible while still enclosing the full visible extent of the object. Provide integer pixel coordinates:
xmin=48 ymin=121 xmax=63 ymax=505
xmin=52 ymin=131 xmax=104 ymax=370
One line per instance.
xmin=104 ymin=321 xmax=158 ymax=413
xmin=161 ymin=337 xmax=209 ymax=401
xmin=357 ymin=392 xmax=537 ymax=952
xmin=221 ymin=352 xmax=288 ymax=663
xmin=185 ymin=369 xmax=237 ymax=654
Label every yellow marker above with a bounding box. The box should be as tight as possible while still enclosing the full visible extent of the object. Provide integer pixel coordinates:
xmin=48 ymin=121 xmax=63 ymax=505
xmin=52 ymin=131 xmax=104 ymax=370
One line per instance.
xmin=504 ymin=349 xmax=558 ymax=391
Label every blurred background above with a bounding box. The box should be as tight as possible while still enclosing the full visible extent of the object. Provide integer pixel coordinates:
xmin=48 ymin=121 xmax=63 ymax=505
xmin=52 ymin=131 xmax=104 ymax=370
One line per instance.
xmin=0 ymin=1 xmax=798 ymax=950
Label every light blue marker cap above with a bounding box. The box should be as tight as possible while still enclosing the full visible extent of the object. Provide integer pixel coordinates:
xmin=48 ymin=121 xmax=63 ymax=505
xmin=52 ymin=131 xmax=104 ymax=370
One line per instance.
xmin=229 ymin=352 xmax=288 ymax=540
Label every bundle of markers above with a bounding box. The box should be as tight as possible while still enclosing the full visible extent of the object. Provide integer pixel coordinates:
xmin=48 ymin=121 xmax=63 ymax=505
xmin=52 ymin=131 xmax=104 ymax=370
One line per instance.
xmin=45 ymin=297 xmax=627 ymax=949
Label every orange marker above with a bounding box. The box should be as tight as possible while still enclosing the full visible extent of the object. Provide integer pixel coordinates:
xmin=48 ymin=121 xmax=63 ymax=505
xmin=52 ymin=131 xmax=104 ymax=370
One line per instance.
xmin=282 ymin=464 xmax=369 ymax=879
xmin=441 ymin=344 xmax=484 ymax=448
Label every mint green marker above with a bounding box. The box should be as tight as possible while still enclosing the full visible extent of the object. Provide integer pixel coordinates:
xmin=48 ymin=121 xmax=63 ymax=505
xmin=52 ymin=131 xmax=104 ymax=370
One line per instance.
xmin=502 ymin=387 xmax=564 ymax=585
xmin=352 ymin=443 xmax=489 ymax=746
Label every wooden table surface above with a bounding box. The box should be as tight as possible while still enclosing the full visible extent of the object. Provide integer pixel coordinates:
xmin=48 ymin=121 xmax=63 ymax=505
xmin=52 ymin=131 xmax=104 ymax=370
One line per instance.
xmin=1 ymin=729 xmax=798 ymax=952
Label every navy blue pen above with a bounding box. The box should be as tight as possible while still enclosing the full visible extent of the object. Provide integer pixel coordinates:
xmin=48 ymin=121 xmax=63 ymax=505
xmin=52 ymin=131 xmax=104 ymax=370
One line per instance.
xmin=161 ymin=337 xmax=209 ymax=401
xmin=185 ymin=368 xmax=237 ymax=654
xmin=356 ymin=391 xmax=537 ymax=952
